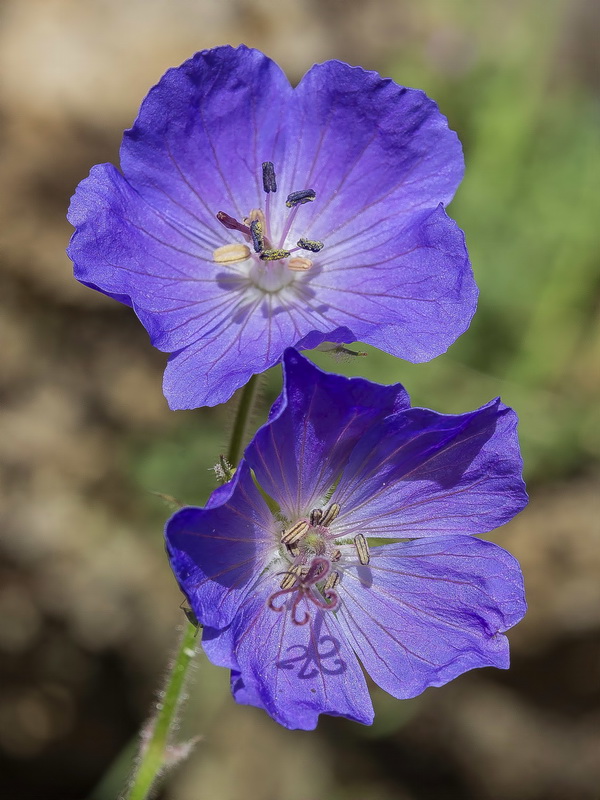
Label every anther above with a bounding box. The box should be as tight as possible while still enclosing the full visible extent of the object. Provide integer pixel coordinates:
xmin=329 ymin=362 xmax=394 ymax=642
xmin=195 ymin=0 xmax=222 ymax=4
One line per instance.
xmin=250 ymin=219 xmax=264 ymax=253
xmin=262 ymin=161 xmax=277 ymax=193
xmin=288 ymin=257 xmax=313 ymax=271
xmin=286 ymin=189 xmax=316 ymax=208
xmin=309 ymin=508 xmax=323 ymax=526
xmin=321 ymin=503 xmax=341 ymax=527
xmin=281 ymin=520 xmax=310 ymax=546
xmin=324 ymin=571 xmax=341 ymax=591
xmin=216 ymin=211 xmax=251 ymax=235
xmin=213 ymin=243 xmax=251 ymax=264
xmin=331 ymin=548 xmax=341 ymax=562
xmin=297 ymin=238 xmax=324 ymax=253
xmin=279 ymin=564 xmax=307 ymax=591
xmin=353 ymin=533 xmax=370 ymax=565
xmin=260 ymin=248 xmax=291 ymax=262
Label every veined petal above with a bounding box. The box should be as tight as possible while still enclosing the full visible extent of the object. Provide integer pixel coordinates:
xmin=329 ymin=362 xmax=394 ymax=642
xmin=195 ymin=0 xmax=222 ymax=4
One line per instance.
xmin=120 ymin=46 xmax=291 ymax=230
xmin=245 ymin=350 xmax=410 ymax=518
xmin=276 ymin=60 xmax=464 ymax=245
xmin=337 ymin=537 xmax=526 ymax=699
xmin=217 ymin=584 xmax=373 ymax=730
xmin=308 ymin=205 xmax=477 ymax=362
xmin=333 ymin=399 xmax=527 ymax=538
xmin=165 ymin=461 xmax=277 ymax=629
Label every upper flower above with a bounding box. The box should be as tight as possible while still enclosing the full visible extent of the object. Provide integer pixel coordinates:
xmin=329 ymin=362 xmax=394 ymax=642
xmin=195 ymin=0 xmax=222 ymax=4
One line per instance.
xmin=68 ymin=45 xmax=477 ymax=409
xmin=166 ymin=350 xmax=527 ymax=729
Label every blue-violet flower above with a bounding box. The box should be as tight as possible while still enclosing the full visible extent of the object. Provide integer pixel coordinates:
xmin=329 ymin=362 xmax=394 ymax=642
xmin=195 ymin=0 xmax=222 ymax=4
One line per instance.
xmin=166 ymin=350 xmax=527 ymax=729
xmin=68 ymin=46 xmax=477 ymax=409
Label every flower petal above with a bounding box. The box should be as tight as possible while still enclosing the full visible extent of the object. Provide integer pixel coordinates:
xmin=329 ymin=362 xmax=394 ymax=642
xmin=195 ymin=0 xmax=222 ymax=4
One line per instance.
xmin=67 ymin=163 xmax=237 ymax=339
xmin=334 ymin=399 xmax=527 ymax=538
xmin=307 ymin=204 xmax=477 ymax=362
xmin=277 ymin=60 xmax=464 ymax=244
xmin=216 ymin=586 xmax=373 ymax=729
xmin=337 ymin=537 xmax=526 ymax=699
xmin=120 ymin=45 xmax=291 ymax=232
xmin=245 ymin=349 xmax=410 ymax=518
xmin=165 ymin=461 xmax=276 ymax=629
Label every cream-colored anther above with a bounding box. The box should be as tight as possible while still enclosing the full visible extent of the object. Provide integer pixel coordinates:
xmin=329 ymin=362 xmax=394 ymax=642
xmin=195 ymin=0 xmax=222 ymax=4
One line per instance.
xmin=288 ymin=257 xmax=313 ymax=271
xmin=321 ymin=503 xmax=341 ymax=527
xmin=331 ymin=548 xmax=342 ymax=562
xmin=353 ymin=533 xmax=370 ymax=565
xmin=245 ymin=208 xmax=266 ymax=227
xmin=309 ymin=508 xmax=323 ymax=526
xmin=213 ymin=243 xmax=251 ymax=264
xmin=281 ymin=520 xmax=310 ymax=546
xmin=324 ymin=571 xmax=340 ymax=591
xmin=280 ymin=564 xmax=305 ymax=590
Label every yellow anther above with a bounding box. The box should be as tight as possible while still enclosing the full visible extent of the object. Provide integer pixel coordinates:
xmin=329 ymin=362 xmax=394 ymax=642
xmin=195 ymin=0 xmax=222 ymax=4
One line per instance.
xmin=213 ymin=243 xmax=251 ymax=264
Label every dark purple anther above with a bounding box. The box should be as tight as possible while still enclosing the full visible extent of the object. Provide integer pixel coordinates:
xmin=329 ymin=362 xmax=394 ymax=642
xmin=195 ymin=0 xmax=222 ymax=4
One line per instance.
xmin=262 ymin=161 xmax=277 ymax=193
xmin=285 ymin=189 xmax=316 ymax=208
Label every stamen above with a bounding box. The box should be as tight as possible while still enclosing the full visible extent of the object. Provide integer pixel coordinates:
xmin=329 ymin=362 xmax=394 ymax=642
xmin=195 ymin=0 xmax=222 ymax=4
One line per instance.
xmin=281 ymin=520 xmax=310 ymax=546
xmin=279 ymin=564 xmax=307 ymax=591
xmin=262 ymin=161 xmax=277 ymax=193
xmin=250 ymin=219 xmax=264 ymax=253
xmin=309 ymin=508 xmax=323 ymax=526
xmin=324 ymin=571 xmax=340 ymax=591
xmin=216 ymin=211 xmax=251 ymax=236
xmin=213 ymin=243 xmax=251 ymax=264
xmin=321 ymin=503 xmax=341 ymax=527
xmin=331 ymin=548 xmax=341 ymax=562
xmin=286 ymin=189 xmax=316 ymax=208
xmin=353 ymin=533 xmax=370 ymax=565
xmin=260 ymin=248 xmax=291 ymax=262
xmin=288 ymin=257 xmax=313 ymax=272
xmin=297 ymin=238 xmax=324 ymax=253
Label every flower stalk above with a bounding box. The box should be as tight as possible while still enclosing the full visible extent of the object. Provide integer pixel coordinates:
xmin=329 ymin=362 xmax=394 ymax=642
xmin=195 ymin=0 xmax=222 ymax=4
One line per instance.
xmin=122 ymin=375 xmax=262 ymax=800
xmin=124 ymin=620 xmax=197 ymax=800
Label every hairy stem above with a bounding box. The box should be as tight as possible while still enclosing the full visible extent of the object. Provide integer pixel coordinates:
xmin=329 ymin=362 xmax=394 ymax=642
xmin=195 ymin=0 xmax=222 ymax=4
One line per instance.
xmin=124 ymin=620 xmax=197 ymax=800
xmin=122 ymin=375 xmax=262 ymax=800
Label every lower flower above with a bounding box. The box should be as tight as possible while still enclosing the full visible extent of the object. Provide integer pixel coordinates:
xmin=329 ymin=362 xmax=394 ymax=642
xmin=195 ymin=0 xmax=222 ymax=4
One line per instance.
xmin=166 ymin=350 xmax=527 ymax=729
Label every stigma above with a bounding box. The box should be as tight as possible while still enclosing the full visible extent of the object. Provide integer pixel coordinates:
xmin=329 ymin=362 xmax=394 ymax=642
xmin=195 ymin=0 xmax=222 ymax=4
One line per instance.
xmin=268 ymin=501 xmax=372 ymax=625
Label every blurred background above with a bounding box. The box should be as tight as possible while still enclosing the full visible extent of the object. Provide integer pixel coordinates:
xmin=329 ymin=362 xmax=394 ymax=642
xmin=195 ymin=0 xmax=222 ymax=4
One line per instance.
xmin=0 ymin=0 xmax=599 ymax=798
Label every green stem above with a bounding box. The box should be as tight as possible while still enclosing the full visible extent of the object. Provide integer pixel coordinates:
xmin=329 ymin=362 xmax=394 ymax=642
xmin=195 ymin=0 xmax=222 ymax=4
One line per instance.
xmin=227 ymin=373 xmax=260 ymax=467
xmin=122 ymin=375 xmax=262 ymax=800
xmin=123 ymin=620 xmax=196 ymax=800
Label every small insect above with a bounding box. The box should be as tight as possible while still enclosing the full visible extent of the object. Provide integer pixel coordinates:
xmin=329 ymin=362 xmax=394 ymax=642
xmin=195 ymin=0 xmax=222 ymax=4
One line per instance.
xmin=180 ymin=601 xmax=202 ymax=633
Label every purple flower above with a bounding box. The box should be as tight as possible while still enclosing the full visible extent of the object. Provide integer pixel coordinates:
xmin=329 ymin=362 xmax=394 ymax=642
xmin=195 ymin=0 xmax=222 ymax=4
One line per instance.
xmin=166 ymin=350 xmax=527 ymax=729
xmin=68 ymin=46 xmax=476 ymax=409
